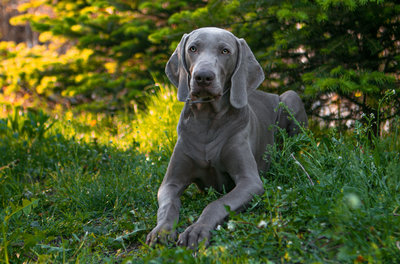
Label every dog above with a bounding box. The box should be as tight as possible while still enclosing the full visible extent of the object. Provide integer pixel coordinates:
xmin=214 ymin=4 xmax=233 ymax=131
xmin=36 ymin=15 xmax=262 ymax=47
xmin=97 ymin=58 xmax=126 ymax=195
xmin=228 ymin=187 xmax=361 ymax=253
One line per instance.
xmin=146 ymin=27 xmax=307 ymax=248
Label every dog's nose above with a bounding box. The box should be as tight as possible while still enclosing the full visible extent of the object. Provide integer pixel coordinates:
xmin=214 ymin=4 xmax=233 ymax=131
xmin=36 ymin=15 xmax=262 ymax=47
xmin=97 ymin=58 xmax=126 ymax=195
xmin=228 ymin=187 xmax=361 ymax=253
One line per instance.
xmin=194 ymin=70 xmax=215 ymax=86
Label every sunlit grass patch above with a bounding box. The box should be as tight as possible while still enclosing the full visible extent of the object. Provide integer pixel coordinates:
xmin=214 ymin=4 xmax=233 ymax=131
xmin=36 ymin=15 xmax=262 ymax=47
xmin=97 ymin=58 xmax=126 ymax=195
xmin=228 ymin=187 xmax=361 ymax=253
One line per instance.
xmin=132 ymin=84 xmax=183 ymax=154
xmin=0 ymin=107 xmax=165 ymax=262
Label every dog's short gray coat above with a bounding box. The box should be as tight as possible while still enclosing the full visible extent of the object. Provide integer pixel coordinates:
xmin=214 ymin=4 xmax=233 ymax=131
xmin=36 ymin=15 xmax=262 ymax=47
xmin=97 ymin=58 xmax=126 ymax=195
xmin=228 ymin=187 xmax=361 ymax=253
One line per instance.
xmin=146 ymin=27 xmax=307 ymax=248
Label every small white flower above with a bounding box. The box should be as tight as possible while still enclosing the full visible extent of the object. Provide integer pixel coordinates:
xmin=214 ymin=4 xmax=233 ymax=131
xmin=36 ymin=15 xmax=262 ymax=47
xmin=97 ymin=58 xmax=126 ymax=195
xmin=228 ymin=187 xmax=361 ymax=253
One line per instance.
xmin=258 ymin=220 xmax=267 ymax=228
xmin=216 ymin=225 xmax=222 ymax=231
xmin=277 ymin=186 xmax=282 ymax=191
xmin=227 ymin=221 xmax=235 ymax=231
xmin=345 ymin=193 xmax=362 ymax=209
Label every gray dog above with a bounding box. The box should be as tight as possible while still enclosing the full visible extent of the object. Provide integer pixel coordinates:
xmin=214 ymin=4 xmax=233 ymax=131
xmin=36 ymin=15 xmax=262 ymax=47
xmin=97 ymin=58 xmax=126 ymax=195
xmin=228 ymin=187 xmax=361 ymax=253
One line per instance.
xmin=146 ymin=27 xmax=307 ymax=248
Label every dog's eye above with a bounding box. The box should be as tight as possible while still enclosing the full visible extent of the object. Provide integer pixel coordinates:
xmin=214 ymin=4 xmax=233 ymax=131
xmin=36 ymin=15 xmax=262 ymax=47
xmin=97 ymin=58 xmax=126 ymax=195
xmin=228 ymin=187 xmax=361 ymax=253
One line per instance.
xmin=189 ymin=46 xmax=197 ymax=52
xmin=221 ymin=48 xmax=230 ymax=54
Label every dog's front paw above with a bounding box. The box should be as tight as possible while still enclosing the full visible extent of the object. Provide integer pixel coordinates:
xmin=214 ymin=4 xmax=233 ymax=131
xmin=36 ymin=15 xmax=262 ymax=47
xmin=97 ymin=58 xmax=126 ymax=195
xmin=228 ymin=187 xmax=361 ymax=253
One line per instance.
xmin=177 ymin=223 xmax=212 ymax=249
xmin=146 ymin=223 xmax=177 ymax=247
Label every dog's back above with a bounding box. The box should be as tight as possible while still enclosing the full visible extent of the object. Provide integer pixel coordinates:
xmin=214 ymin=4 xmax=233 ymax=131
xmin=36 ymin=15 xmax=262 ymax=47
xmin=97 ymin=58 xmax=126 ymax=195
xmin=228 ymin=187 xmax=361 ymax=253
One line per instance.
xmin=247 ymin=89 xmax=307 ymax=170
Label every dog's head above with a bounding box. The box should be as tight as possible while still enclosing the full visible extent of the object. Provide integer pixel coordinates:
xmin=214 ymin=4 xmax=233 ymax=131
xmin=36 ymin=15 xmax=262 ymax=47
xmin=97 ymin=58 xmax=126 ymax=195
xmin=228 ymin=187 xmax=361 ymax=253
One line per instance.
xmin=165 ymin=27 xmax=265 ymax=109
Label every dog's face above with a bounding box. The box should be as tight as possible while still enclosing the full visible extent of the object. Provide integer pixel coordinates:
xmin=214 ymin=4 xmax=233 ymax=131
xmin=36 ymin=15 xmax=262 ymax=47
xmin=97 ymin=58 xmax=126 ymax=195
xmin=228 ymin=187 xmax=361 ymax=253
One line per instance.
xmin=184 ymin=28 xmax=238 ymax=102
xmin=166 ymin=27 xmax=264 ymax=109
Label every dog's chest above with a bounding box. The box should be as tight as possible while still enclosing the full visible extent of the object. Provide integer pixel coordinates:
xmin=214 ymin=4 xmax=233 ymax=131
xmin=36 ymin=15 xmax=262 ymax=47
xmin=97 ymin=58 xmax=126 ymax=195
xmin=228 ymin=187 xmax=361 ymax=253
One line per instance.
xmin=179 ymin=120 xmax=226 ymax=166
xmin=177 ymin=105 xmax=249 ymax=167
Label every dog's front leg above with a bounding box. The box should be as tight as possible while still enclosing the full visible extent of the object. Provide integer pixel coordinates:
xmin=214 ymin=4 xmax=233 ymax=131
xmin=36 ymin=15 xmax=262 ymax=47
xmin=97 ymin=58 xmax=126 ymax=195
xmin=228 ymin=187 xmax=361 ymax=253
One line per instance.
xmin=146 ymin=148 xmax=193 ymax=246
xmin=177 ymin=143 xmax=264 ymax=249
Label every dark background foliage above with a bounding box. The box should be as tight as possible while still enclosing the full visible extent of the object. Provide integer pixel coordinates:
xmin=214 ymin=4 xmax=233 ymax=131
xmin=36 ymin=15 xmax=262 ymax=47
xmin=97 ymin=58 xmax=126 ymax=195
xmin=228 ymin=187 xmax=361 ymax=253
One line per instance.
xmin=1 ymin=0 xmax=399 ymax=132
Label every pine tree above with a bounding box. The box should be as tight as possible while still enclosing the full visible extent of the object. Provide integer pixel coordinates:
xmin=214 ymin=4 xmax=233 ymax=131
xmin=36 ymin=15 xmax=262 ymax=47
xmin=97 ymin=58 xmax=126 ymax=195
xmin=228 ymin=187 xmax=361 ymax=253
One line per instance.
xmin=154 ymin=0 xmax=400 ymax=134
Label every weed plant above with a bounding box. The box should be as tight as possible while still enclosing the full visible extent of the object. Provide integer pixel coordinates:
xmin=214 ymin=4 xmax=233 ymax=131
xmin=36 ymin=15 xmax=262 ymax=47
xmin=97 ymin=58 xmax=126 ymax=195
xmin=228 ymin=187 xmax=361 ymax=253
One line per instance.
xmin=0 ymin=102 xmax=399 ymax=263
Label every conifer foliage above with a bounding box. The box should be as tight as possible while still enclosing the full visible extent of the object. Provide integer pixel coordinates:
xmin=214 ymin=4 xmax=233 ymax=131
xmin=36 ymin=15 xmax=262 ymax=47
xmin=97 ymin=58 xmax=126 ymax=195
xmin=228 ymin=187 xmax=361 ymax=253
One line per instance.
xmin=1 ymin=0 xmax=399 ymax=130
xmin=154 ymin=0 xmax=400 ymax=132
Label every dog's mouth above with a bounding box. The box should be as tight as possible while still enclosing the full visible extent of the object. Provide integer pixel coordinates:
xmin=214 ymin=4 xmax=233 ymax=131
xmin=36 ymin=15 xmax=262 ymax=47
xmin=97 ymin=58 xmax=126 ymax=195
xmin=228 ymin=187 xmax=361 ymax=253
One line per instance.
xmin=188 ymin=94 xmax=221 ymax=104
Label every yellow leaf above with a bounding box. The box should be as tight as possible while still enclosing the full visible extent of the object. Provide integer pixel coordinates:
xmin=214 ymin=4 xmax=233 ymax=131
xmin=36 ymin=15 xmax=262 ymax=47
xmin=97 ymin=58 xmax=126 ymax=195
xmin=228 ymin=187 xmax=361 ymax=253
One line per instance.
xmin=105 ymin=62 xmax=117 ymax=74
xmin=284 ymin=251 xmax=291 ymax=261
xmin=39 ymin=32 xmax=53 ymax=43
xmin=71 ymin=25 xmax=83 ymax=33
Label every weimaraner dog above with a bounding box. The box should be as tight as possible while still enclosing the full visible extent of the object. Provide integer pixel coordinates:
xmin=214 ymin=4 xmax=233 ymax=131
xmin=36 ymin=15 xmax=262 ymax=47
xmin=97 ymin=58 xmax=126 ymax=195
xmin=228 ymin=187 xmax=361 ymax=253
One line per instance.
xmin=146 ymin=27 xmax=307 ymax=248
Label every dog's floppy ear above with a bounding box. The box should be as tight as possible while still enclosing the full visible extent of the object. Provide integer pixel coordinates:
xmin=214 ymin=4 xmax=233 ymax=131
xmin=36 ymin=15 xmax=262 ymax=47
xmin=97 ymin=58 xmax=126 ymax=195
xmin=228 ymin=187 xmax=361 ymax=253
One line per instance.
xmin=230 ymin=38 xmax=265 ymax=108
xmin=165 ymin=33 xmax=190 ymax=102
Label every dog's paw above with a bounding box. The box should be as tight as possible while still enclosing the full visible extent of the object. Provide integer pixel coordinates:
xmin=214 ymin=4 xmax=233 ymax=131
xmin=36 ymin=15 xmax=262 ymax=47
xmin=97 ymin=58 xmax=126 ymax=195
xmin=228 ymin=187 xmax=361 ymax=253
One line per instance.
xmin=177 ymin=223 xmax=211 ymax=249
xmin=146 ymin=223 xmax=177 ymax=247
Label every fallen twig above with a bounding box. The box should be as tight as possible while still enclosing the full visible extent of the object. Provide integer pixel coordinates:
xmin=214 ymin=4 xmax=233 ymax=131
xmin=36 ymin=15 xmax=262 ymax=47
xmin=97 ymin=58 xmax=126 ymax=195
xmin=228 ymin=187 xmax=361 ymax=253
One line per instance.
xmin=0 ymin=160 xmax=20 ymax=171
xmin=393 ymin=206 xmax=399 ymax=216
xmin=291 ymin=153 xmax=314 ymax=186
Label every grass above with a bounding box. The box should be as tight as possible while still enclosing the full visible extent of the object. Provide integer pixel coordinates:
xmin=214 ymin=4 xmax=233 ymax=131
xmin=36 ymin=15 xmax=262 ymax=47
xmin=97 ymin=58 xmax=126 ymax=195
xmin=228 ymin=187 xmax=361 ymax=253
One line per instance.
xmin=0 ymin=89 xmax=399 ymax=263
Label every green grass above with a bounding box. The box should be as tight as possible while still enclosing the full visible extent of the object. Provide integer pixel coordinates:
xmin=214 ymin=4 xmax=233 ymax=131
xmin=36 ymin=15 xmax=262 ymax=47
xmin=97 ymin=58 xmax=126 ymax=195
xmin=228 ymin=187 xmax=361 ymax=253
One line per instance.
xmin=132 ymin=84 xmax=183 ymax=154
xmin=1 ymin=100 xmax=399 ymax=263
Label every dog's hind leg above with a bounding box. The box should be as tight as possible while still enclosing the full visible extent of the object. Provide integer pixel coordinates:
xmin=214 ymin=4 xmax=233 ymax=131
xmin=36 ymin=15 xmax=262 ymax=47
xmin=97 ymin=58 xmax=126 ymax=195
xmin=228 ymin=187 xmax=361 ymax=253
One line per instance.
xmin=278 ymin=90 xmax=308 ymax=136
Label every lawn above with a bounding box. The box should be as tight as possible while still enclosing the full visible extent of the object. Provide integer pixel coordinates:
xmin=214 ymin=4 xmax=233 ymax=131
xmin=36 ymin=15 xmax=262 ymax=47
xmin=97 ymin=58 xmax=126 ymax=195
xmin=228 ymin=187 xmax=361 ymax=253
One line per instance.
xmin=1 ymin=98 xmax=399 ymax=263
